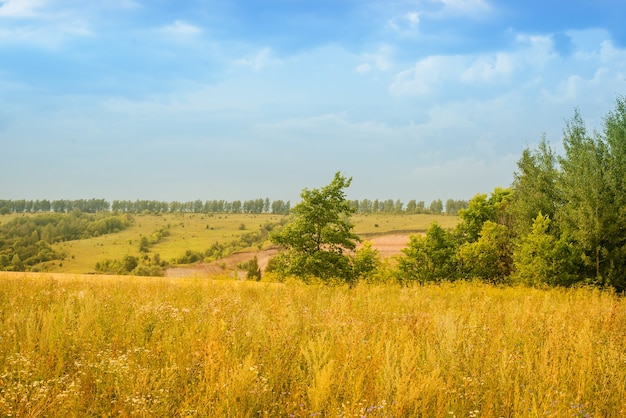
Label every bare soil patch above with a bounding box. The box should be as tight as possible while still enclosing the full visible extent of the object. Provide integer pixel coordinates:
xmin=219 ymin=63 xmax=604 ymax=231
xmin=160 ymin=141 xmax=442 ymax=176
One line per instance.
xmin=363 ymin=234 xmax=411 ymax=258
xmin=165 ymin=248 xmax=280 ymax=278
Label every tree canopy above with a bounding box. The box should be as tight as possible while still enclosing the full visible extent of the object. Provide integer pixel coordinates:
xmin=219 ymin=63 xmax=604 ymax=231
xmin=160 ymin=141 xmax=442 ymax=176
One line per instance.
xmin=270 ymin=172 xmax=361 ymax=283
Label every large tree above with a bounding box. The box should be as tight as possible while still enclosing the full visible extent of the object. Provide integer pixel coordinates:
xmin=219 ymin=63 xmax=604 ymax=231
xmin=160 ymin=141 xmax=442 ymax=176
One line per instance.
xmin=556 ymin=110 xmax=611 ymax=285
xmin=270 ymin=172 xmax=361 ymax=283
xmin=510 ymin=98 xmax=626 ymax=291
xmin=509 ymin=136 xmax=559 ymax=238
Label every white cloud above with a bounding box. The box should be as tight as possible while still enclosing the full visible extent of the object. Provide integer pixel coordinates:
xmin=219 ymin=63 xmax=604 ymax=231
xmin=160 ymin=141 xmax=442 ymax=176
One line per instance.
xmin=161 ymin=19 xmax=202 ymax=36
xmin=356 ymin=44 xmax=393 ymax=73
xmin=0 ymin=0 xmax=46 ymax=17
xmin=356 ymin=63 xmax=373 ymax=74
xmin=405 ymin=11 xmax=420 ymax=27
xmin=0 ymin=21 xmax=92 ymax=46
xmin=389 ymin=29 xmax=616 ymax=97
xmin=461 ymin=53 xmax=514 ymax=83
xmin=0 ymin=0 xmax=96 ymax=46
xmin=385 ymin=10 xmax=422 ymax=37
xmin=235 ymin=47 xmax=281 ymax=71
xmin=389 ymin=55 xmax=465 ymax=95
xmin=597 ymin=39 xmax=626 ymax=68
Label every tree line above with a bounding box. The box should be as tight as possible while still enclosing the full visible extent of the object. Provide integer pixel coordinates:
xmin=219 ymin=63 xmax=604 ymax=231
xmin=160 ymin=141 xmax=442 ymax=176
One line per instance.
xmin=0 ymin=197 xmax=467 ymax=216
xmin=0 ymin=199 xmax=110 ymax=214
xmin=0 ymin=211 xmax=133 ymax=272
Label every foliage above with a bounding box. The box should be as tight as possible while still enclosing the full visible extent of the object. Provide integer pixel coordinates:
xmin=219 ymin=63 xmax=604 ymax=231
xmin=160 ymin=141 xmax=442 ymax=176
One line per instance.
xmin=95 ymin=255 xmax=164 ymax=276
xmin=455 ymin=188 xmax=512 ymax=244
xmin=445 ymin=199 xmax=469 ymax=215
xmin=556 ymin=110 xmax=609 ymax=284
xmin=0 ymin=212 xmax=133 ymax=271
xmin=139 ymin=226 xmax=170 ymax=253
xmin=397 ymin=222 xmax=457 ymax=284
xmin=508 ymin=137 xmax=559 ymax=238
xmin=351 ymin=241 xmax=381 ymax=282
xmin=458 ymin=221 xmax=512 ymax=284
xmin=396 ymin=189 xmax=515 ymax=286
xmin=512 ymin=213 xmax=577 ymax=287
xmin=270 ymin=172 xmax=361 ymax=283
xmin=505 ymin=96 xmax=626 ymax=291
xmin=1 ymin=195 xmax=470 ymax=216
xmin=429 ymin=198 xmax=444 ymax=214
xmin=245 ymin=256 xmax=262 ymax=281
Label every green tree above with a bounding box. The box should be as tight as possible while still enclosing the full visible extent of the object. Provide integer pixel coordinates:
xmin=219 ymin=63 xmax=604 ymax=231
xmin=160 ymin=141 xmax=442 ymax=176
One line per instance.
xmin=601 ymin=96 xmax=626 ymax=290
xmin=406 ymin=199 xmax=417 ymax=214
xmin=139 ymin=236 xmax=150 ymax=253
xmin=455 ymin=188 xmax=512 ymax=244
xmin=429 ymin=199 xmax=443 ymax=214
xmin=352 ymin=241 xmax=381 ymax=282
xmin=270 ymin=172 xmax=360 ymax=283
xmin=455 ymin=193 xmax=494 ymax=243
xmin=556 ymin=110 xmax=610 ymax=285
xmin=11 ymin=253 xmax=24 ymax=271
xmin=458 ymin=221 xmax=512 ymax=284
xmin=123 ymin=255 xmax=139 ymax=273
xmin=246 ymin=255 xmax=262 ymax=281
xmin=512 ymin=213 xmax=577 ymax=287
xmin=509 ymin=137 xmax=559 ymax=238
xmin=397 ymin=222 xmax=457 ymax=284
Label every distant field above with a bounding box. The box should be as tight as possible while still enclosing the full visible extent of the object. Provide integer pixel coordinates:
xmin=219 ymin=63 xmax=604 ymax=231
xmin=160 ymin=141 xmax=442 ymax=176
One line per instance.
xmin=50 ymin=213 xmax=286 ymax=273
xmin=352 ymin=213 xmax=459 ymax=236
xmin=1 ymin=272 xmax=624 ymax=417
xmin=1 ymin=212 xmax=458 ymax=274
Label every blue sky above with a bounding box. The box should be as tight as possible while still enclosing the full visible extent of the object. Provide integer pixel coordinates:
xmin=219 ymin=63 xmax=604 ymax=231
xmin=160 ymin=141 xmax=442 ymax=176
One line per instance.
xmin=1 ymin=0 xmax=625 ymax=204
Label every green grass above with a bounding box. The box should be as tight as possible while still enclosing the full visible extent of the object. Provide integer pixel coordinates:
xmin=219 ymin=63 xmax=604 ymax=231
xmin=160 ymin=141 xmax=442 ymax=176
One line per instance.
xmin=50 ymin=213 xmax=285 ymax=273
xmin=1 ymin=273 xmax=624 ymax=417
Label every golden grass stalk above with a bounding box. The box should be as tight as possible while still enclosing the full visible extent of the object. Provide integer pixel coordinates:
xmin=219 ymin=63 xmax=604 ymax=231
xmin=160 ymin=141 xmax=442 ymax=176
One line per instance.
xmin=1 ymin=272 xmax=624 ymax=417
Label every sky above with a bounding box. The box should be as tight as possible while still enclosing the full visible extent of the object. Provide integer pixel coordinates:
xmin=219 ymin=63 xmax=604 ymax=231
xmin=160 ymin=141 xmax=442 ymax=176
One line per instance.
xmin=1 ymin=0 xmax=625 ymax=205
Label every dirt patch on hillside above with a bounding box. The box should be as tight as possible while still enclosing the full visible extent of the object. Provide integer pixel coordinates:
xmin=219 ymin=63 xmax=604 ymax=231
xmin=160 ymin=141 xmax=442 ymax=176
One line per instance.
xmin=165 ymin=234 xmax=414 ymax=279
xmin=363 ymin=234 xmax=411 ymax=258
xmin=165 ymin=248 xmax=280 ymax=279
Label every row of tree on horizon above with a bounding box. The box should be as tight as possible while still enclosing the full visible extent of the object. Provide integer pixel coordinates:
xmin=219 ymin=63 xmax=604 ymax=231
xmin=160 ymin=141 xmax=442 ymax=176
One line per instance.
xmin=0 ymin=197 xmax=469 ymax=216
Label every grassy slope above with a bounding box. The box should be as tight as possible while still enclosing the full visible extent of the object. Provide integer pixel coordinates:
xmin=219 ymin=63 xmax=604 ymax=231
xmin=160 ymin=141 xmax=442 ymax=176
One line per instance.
xmin=1 ymin=212 xmax=457 ymax=274
xmin=352 ymin=213 xmax=459 ymax=236
xmin=1 ymin=273 xmax=624 ymax=417
xmin=49 ymin=213 xmax=286 ymax=273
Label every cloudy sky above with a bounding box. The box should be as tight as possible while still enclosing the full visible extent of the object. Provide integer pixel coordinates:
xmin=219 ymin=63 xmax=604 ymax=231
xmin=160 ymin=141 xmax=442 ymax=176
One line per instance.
xmin=1 ymin=0 xmax=625 ymax=204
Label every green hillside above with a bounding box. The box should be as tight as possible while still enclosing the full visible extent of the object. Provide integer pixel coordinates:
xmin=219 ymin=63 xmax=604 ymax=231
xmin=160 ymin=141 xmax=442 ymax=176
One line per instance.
xmin=0 ymin=212 xmax=456 ymax=274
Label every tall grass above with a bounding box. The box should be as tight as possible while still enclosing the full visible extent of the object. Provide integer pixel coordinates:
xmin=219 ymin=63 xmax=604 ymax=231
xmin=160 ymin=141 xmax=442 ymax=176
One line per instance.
xmin=1 ymin=272 xmax=625 ymax=417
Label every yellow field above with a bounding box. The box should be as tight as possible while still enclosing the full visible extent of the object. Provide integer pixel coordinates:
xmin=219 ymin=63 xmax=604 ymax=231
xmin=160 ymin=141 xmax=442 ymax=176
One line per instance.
xmin=1 ymin=272 xmax=624 ymax=417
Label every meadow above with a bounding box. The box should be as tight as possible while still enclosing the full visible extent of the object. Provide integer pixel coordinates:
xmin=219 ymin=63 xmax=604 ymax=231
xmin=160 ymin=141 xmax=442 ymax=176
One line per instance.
xmin=49 ymin=213 xmax=286 ymax=273
xmin=1 ymin=272 xmax=625 ymax=417
xmin=0 ymin=212 xmax=457 ymax=274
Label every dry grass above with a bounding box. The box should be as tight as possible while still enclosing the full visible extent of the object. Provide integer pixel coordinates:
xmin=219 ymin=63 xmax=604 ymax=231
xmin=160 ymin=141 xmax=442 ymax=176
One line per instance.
xmin=1 ymin=272 xmax=624 ymax=417
xmin=352 ymin=213 xmax=459 ymax=237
